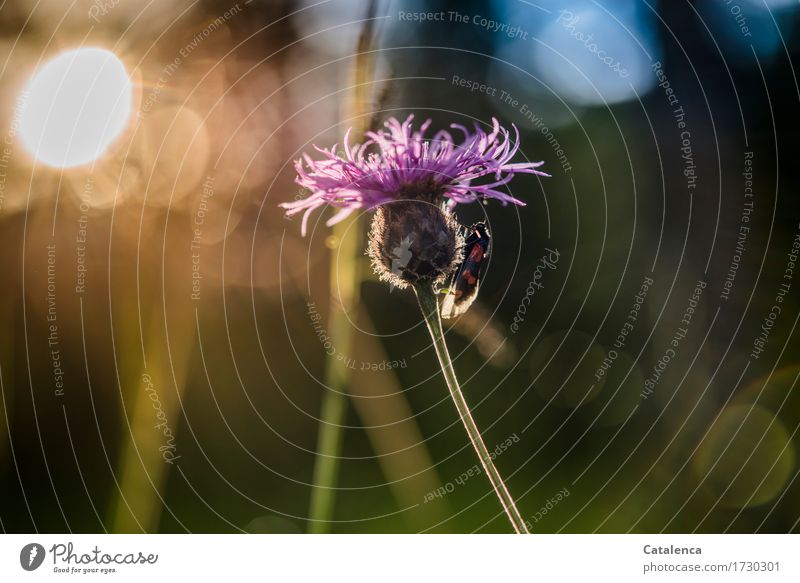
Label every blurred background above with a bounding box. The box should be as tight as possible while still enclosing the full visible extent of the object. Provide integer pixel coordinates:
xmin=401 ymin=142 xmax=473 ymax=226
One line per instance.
xmin=0 ymin=0 xmax=799 ymax=533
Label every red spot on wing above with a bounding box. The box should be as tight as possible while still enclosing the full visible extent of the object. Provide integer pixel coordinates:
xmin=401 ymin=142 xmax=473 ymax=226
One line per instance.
xmin=460 ymin=268 xmax=475 ymax=283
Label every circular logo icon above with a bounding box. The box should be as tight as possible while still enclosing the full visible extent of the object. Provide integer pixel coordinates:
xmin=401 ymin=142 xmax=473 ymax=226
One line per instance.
xmin=20 ymin=543 xmax=46 ymax=571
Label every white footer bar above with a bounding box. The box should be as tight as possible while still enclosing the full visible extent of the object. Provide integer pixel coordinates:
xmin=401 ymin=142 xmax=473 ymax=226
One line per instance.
xmin=1 ymin=534 xmax=796 ymax=582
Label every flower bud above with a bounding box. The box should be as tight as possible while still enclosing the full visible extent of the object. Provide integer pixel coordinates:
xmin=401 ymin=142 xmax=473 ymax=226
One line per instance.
xmin=367 ymin=200 xmax=463 ymax=289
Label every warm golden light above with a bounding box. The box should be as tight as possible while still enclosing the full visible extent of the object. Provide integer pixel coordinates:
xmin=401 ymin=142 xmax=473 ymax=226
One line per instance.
xmin=18 ymin=47 xmax=132 ymax=168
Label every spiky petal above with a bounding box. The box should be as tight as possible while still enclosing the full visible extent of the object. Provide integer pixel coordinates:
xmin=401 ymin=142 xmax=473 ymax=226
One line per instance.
xmin=281 ymin=115 xmax=548 ymax=235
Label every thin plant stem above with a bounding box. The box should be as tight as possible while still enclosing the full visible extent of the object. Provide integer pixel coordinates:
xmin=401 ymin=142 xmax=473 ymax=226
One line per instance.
xmin=308 ymin=380 xmax=347 ymax=532
xmin=414 ymin=281 xmax=530 ymax=534
xmin=307 ymin=215 xmax=361 ymax=533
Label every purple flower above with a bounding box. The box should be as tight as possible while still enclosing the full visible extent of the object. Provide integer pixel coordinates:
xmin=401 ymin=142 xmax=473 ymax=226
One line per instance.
xmin=281 ymin=115 xmax=548 ymax=235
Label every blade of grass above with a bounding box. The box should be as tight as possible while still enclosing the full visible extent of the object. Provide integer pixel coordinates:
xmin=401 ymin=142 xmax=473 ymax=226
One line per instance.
xmin=307 ymin=213 xmax=361 ymax=532
xmin=111 ymin=304 xmax=194 ymax=532
xmin=306 ymin=0 xmax=378 ymax=533
xmin=349 ymin=305 xmax=450 ymax=531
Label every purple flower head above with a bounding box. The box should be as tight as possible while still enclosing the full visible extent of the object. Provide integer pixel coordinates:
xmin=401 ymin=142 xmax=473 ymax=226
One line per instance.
xmin=281 ymin=115 xmax=548 ymax=235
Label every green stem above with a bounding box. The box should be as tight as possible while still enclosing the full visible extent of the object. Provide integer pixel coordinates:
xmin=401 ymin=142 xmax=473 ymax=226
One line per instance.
xmin=308 ymin=382 xmax=348 ymax=533
xmin=414 ymin=282 xmax=530 ymax=534
xmin=307 ymin=0 xmax=378 ymax=533
xmin=307 ymin=216 xmax=361 ymax=533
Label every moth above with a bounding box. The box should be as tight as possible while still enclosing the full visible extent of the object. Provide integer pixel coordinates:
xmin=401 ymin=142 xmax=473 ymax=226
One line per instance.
xmin=441 ymin=222 xmax=491 ymax=319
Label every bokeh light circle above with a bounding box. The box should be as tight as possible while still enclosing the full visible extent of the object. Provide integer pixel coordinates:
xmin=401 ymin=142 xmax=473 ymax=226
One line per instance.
xmin=18 ymin=47 xmax=132 ymax=168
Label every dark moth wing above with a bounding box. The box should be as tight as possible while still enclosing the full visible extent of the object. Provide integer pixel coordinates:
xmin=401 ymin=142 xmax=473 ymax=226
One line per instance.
xmin=441 ymin=222 xmax=491 ymax=319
